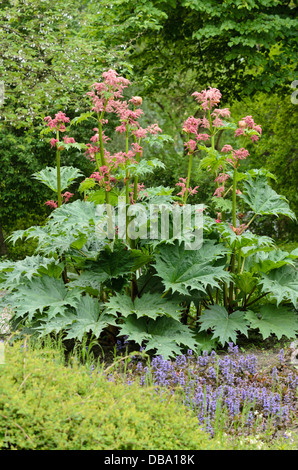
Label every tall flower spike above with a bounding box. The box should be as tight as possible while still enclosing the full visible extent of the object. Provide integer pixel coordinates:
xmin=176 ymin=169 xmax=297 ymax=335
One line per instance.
xmin=44 ymin=112 xmax=70 ymax=131
xmin=192 ymin=87 xmax=222 ymax=110
xmin=235 ymin=115 xmax=262 ymax=142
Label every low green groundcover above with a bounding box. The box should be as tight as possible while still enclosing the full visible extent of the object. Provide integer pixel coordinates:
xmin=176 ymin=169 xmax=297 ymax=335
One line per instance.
xmin=0 ymin=342 xmax=215 ymax=450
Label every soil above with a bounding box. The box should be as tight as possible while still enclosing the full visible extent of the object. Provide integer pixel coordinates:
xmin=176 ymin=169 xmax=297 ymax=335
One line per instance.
xmin=227 ymin=332 xmax=298 ymax=371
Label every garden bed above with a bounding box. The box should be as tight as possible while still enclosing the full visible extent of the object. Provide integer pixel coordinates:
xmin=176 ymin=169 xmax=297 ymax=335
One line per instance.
xmin=1 ymin=301 xmax=297 ymax=449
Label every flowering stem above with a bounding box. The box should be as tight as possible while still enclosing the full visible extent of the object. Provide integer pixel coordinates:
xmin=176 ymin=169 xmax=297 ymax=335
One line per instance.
xmin=56 ymin=130 xmax=62 ymax=208
xmin=184 ymin=153 xmax=193 ymax=204
xmin=56 ymin=129 xmax=68 ymax=283
xmin=133 ymin=172 xmax=139 ymax=203
xmin=228 ymin=166 xmax=238 ymax=304
xmin=97 ymin=113 xmax=107 ymax=168
xmin=133 ymin=139 xmax=141 ymax=203
xmin=95 ymin=112 xmax=110 ymax=204
xmin=131 ymin=107 xmax=140 ymax=204
xmin=207 ymin=108 xmax=215 ymax=150
xmin=124 ymin=123 xmax=132 ymax=245
xmin=232 ymin=166 xmax=237 ymax=229
xmin=97 ymin=111 xmax=113 ymax=241
xmin=245 ymin=213 xmax=257 ymax=231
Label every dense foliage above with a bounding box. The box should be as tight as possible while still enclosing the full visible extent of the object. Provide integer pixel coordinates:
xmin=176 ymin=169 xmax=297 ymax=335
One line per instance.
xmin=0 ymin=1 xmax=297 ymax=452
xmin=0 ymin=0 xmax=128 ymax=127
xmin=1 ymin=0 xmax=297 ymax=256
xmin=0 ymin=0 xmax=125 ymax=254
xmin=0 ymin=338 xmax=296 ymax=449
xmin=230 ymin=93 xmax=298 ymax=240
xmin=0 ymin=71 xmax=297 ymax=359
xmin=89 ymin=0 xmax=297 ymax=99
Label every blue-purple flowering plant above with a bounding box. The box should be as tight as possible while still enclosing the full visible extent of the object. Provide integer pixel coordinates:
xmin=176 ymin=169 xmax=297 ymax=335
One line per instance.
xmin=106 ymin=343 xmax=298 ymax=441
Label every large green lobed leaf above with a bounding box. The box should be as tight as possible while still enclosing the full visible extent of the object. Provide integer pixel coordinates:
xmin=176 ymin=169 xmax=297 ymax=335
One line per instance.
xmin=32 ymin=166 xmax=83 ymax=192
xmin=198 ymin=305 xmax=250 ymax=346
xmin=105 ymin=292 xmax=183 ymax=321
xmin=245 ymin=305 xmax=298 ymax=340
xmin=153 ymin=240 xmax=231 ymax=296
xmin=259 ymin=265 xmax=298 ymax=307
xmin=8 ymin=275 xmax=82 ymax=322
xmin=241 ymin=175 xmax=296 ymax=220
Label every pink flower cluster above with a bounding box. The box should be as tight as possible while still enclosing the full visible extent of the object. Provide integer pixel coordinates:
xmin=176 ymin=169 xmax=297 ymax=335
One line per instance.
xmin=50 ymin=135 xmax=76 ymax=149
xmin=221 ymin=145 xmax=250 ymax=167
xmin=129 ymin=183 xmax=149 ymax=203
xmin=214 ymin=172 xmax=230 ymax=184
xmin=63 ymin=136 xmax=75 ymax=144
xmin=210 ymin=107 xmax=231 ymax=128
xmin=87 ymin=69 xmax=131 ymax=114
xmin=192 ymin=87 xmax=222 ymax=111
xmin=131 ymin=142 xmax=143 ymax=156
xmin=213 ymin=186 xmax=225 ymax=198
xmin=182 ymin=116 xmax=211 ymax=143
xmin=45 ymin=191 xmax=74 ymax=209
xmin=184 ymin=139 xmax=197 ymax=153
xmin=235 ymin=115 xmax=262 ymax=142
xmin=84 ymin=69 xmax=163 ymax=193
xmin=176 ymin=178 xmax=199 ymax=198
xmin=50 ymin=138 xmax=59 ymax=149
xmin=44 ymin=112 xmax=70 ymax=132
xmin=182 ymin=88 xmax=232 ymax=152
xmin=221 ymin=145 xmax=233 ymax=153
xmin=87 ymin=147 xmax=140 ymax=191
xmin=85 ymin=128 xmax=110 ymax=161
xmin=45 ymin=112 xmax=77 ymax=150
xmin=90 ymin=167 xmax=117 ymax=192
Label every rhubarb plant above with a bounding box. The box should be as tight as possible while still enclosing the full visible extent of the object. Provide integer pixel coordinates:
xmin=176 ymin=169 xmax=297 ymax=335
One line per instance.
xmin=1 ymin=71 xmax=297 ymax=357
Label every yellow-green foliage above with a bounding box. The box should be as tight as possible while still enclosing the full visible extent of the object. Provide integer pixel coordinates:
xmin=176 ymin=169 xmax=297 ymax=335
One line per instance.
xmin=0 ymin=342 xmax=215 ymax=450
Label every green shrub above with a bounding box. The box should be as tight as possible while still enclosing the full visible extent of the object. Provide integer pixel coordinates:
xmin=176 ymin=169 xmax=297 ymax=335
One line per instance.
xmin=0 ymin=341 xmax=216 ymax=450
xmin=3 ymin=213 xmax=46 ymax=261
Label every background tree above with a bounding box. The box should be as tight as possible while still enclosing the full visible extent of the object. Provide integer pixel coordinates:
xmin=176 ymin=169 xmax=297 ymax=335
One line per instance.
xmin=82 ymin=0 xmax=297 ymax=238
xmin=87 ymin=0 xmax=297 ymax=100
xmin=230 ymin=93 xmax=298 ymax=242
xmin=0 ymin=0 xmax=297 ymax=256
xmin=0 ymin=0 xmax=127 ymax=256
xmin=0 ymin=0 xmax=127 ymax=126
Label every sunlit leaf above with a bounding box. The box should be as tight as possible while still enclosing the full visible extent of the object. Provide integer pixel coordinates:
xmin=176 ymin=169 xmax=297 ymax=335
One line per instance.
xmin=32 ymin=166 xmax=83 ymax=192
xmin=241 ymin=175 xmax=296 ymax=220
